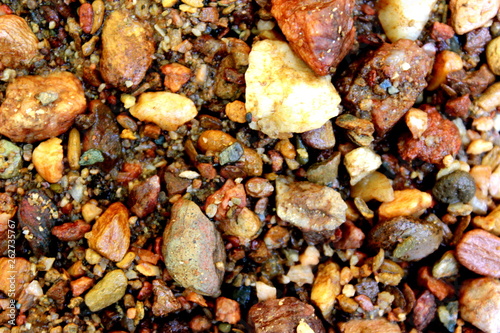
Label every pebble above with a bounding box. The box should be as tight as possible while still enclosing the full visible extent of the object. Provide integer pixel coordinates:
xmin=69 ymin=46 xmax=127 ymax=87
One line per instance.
xmin=84 ymin=269 xmax=128 ymax=312
xmin=432 ymin=170 xmax=476 ymax=204
xmin=245 ymin=177 xmax=274 ymax=198
xmin=379 ymin=189 xmax=433 ymax=220
xmin=474 ymin=204 xmax=500 ymax=235
xmin=335 ymin=114 xmax=374 ymax=146
xmin=0 ymin=257 xmax=34 ymax=299
xmin=162 ymin=199 xmax=226 ymax=297
xmin=343 ymin=147 xmax=382 ymax=185
xmin=487 ymin=36 xmax=500 ymax=75
xmin=197 ymin=130 xmax=237 ymax=153
xmin=456 ymin=229 xmax=500 ymax=278
xmin=368 ymin=216 xmax=443 ymax=261
xmin=276 ymin=177 xmax=347 ymax=233
xmin=427 ymin=50 xmax=463 ymax=91
xmin=219 ymin=142 xmax=244 ymax=165
xmin=130 ymin=92 xmax=197 ymax=132
xmin=246 ymin=39 xmax=341 ymax=138
xmin=18 ymin=189 xmax=59 ymax=256
xmin=225 ymin=100 xmax=247 ymax=123
xmin=0 ymin=139 xmax=22 ymax=179
xmin=100 ymin=9 xmax=154 ymax=91
xmin=79 ymin=149 xmax=104 ymax=166
xmin=459 ymin=277 xmax=500 ymax=333
xmin=377 ymin=0 xmax=437 ymax=42
xmin=0 ymin=14 xmax=39 ymax=68
xmin=152 ymin=279 xmax=181 ymax=316
xmin=128 ymin=175 xmax=161 ymax=218
xmin=219 ymin=207 xmax=263 ymax=244
xmin=86 ymin=202 xmax=130 ymax=262
xmin=160 ymin=63 xmax=192 ymax=93
xmin=248 ymin=297 xmax=325 ymax=333
xmin=449 ymin=0 xmax=500 ymax=35
xmin=0 ymin=72 xmax=86 ymax=143
xmin=351 ymin=171 xmax=394 ymax=203
xmin=311 ymin=261 xmax=341 ymax=319
xmin=306 ymin=152 xmax=341 ymax=186
xmin=215 ymin=297 xmax=241 ymax=325
xmin=32 ymin=137 xmax=64 ymax=183
xmin=405 ymin=108 xmax=428 ymax=139
xmin=301 ymin=121 xmax=336 ymax=150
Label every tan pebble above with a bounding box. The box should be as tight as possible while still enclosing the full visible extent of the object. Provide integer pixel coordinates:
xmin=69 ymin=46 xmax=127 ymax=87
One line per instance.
xmin=286 ymin=264 xmax=314 ymax=286
xmin=135 ymin=262 xmax=161 ymax=277
xmin=86 ymin=202 xmax=130 ymax=262
xmin=32 ymin=137 xmax=64 ymax=183
xmin=378 ymin=189 xmax=432 ymax=220
xmin=116 ymin=252 xmax=136 ymax=269
xmin=130 ymin=92 xmax=197 ymax=131
xmin=311 ymin=261 xmax=340 ymax=319
xmin=181 ymin=0 xmax=203 ymax=8
xmin=0 ymin=15 xmax=39 ymax=69
xmin=467 ymin=139 xmax=493 ymax=155
xmin=84 ymin=269 xmax=128 ymax=312
xmin=255 ymin=281 xmax=277 ymax=302
xmin=67 ymin=128 xmax=81 ymax=170
xmin=275 ymin=139 xmax=296 ymax=159
xmin=351 ymin=171 xmax=394 ymax=203
xmin=450 ymin=0 xmax=500 ymax=35
xmin=197 ymin=130 xmax=237 ymax=153
xmin=473 ymin=204 xmax=500 ymax=235
xmin=90 ymin=0 xmax=105 ymax=34
xmin=344 ymin=147 xmax=382 ymax=185
xmin=225 ymin=100 xmax=247 ymax=123
xmin=81 ymin=200 xmax=102 ymax=222
xmin=460 ymin=277 xmax=500 ymax=333
xmin=241 ymin=147 xmax=263 ymax=177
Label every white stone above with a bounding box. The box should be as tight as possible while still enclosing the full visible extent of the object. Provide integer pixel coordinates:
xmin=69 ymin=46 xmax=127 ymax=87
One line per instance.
xmin=450 ymin=0 xmax=500 ymax=35
xmin=255 ymin=281 xmax=277 ymax=302
xmin=378 ymin=0 xmax=438 ymax=42
xmin=344 ymin=147 xmax=382 ymax=185
xmin=245 ymin=39 xmax=341 ymax=138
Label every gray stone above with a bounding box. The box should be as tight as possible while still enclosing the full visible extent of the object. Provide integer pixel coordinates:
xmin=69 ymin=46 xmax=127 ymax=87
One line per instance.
xmin=162 ymin=199 xmax=226 ymax=297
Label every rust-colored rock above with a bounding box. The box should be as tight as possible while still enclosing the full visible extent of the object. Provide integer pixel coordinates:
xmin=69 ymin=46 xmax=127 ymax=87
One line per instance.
xmin=204 ymin=179 xmax=247 ymax=222
xmin=248 ymin=297 xmax=325 ymax=333
xmin=444 ymin=94 xmax=471 ymax=118
xmin=161 ymin=63 xmax=192 ymax=93
xmin=128 ymin=175 xmax=160 ymax=218
xmin=417 ymin=266 xmax=455 ymax=301
xmin=51 ymin=220 xmax=91 ymax=242
xmin=339 ymin=39 xmax=432 ymax=136
xmin=0 ymin=72 xmax=87 ymax=143
xmin=18 ymin=189 xmax=59 ymax=256
xmin=398 ymin=105 xmax=461 ymax=164
xmin=271 ymin=0 xmax=355 ymax=75
xmin=162 ymin=199 xmax=226 ymax=297
xmin=0 ymin=15 xmax=38 ymax=69
xmin=86 ymin=202 xmax=130 ymax=262
xmin=215 ymin=297 xmax=241 ymax=324
xmin=46 ymin=279 xmax=70 ymax=310
xmin=100 ymin=9 xmax=155 ymax=91
xmin=456 ymin=229 xmax=500 ymax=278
xmin=70 ymin=276 xmax=94 ymax=297
xmin=0 ymin=257 xmax=35 ymax=300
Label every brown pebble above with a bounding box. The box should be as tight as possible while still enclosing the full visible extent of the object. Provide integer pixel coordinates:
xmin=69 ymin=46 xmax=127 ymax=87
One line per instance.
xmin=52 ymin=220 xmax=91 ymax=242
xmin=456 ymin=229 xmax=500 ymax=278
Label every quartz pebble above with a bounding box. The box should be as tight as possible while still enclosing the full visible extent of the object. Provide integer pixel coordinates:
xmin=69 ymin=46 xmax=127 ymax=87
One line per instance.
xmin=344 ymin=147 xmax=382 ymax=185
xmin=246 ymin=39 xmax=341 ymax=138
xmin=130 ymin=92 xmax=198 ymax=131
xmin=449 ymin=0 xmax=500 ymax=35
xmin=459 ymin=277 xmax=500 ymax=333
xmin=377 ymin=0 xmax=437 ymax=42
xmin=84 ymin=269 xmax=128 ymax=312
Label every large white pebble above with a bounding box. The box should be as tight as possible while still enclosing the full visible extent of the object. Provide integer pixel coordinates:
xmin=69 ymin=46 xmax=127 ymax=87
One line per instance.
xmin=377 ymin=0 xmax=437 ymax=42
xmin=245 ymin=39 xmax=341 ymax=139
xmin=130 ymin=91 xmax=197 ymax=131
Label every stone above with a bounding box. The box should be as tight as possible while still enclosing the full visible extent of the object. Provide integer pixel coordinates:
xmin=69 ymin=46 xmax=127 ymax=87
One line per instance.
xmin=343 ymin=147 xmax=382 ymax=185
xmin=246 ymin=39 xmax=341 ymax=138
xmin=84 ymin=269 xmax=128 ymax=312
xmin=162 ymin=199 xmax=226 ymax=297
xmin=459 ymin=277 xmax=500 ymax=333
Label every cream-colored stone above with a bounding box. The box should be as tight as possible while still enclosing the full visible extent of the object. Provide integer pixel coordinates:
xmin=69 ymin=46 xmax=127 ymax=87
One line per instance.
xmin=286 ymin=264 xmax=314 ymax=286
xmin=405 ymin=108 xmax=428 ymax=139
xmin=344 ymin=147 xmax=382 ymax=185
xmin=351 ymin=171 xmax=394 ymax=203
xmin=450 ymin=0 xmax=500 ymax=35
xmin=377 ymin=0 xmax=437 ymax=42
xmin=245 ymin=40 xmax=341 ymax=138
xmin=473 ymin=205 xmax=500 ymax=235
xmin=378 ymin=189 xmax=433 ymax=220
xmin=467 ymin=139 xmax=494 ymax=155
xmin=32 ymin=137 xmax=63 ymax=183
xmin=255 ymin=281 xmax=277 ymax=302
xmin=130 ymin=92 xmax=197 ymax=131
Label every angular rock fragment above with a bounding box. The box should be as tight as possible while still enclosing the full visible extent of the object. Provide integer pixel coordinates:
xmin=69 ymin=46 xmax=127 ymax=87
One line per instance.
xmin=271 ymin=0 xmax=355 ymax=75
xmin=128 ymin=175 xmax=160 ymax=218
xmin=276 ymin=177 xmax=347 ymax=234
xmin=162 ymin=199 xmax=226 ymax=297
xmin=338 ymin=39 xmax=432 ymax=137
xmin=460 ymin=277 xmax=500 ymax=333
xmin=246 ymin=39 xmax=341 ymax=138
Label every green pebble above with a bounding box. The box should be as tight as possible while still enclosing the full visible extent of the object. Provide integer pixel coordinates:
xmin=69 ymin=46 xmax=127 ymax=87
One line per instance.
xmin=218 ymin=323 xmax=232 ymax=333
xmin=79 ymin=149 xmax=105 ymax=166
xmin=0 ymin=139 xmax=23 ymax=179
